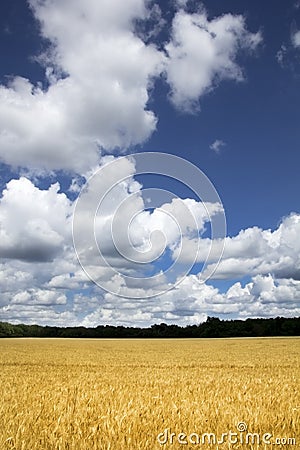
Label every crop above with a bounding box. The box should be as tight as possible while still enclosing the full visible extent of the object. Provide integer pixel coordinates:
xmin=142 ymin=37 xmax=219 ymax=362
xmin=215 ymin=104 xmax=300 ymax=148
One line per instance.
xmin=0 ymin=337 xmax=299 ymax=449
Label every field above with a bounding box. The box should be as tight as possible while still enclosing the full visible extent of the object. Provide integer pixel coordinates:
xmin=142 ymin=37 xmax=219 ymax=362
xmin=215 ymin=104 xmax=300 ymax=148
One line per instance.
xmin=0 ymin=338 xmax=299 ymax=449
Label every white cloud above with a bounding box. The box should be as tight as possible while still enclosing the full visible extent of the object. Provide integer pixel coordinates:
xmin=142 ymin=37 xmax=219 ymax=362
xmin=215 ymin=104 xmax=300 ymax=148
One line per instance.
xmin=165 ymin=9 xmax=262 ymax=111
xmin=203 ymin=214 xmax=300 ymax=280
xmin=12 ymin=289 xmax=67 ymax=306
xmin=0 ymin=158 xmax=222 ymax=306
xmin=72 ymin=155 xmax=224 ymax=296
xmin=225 ymin=275 xmax=300 ymax=315
xmin=277 ymin=25 xmax=300 ymax=68
xmin=292 ymin=30 xmax=300 ymax=47
xmin=74 ymin=273 xmax=300 ymax=328
xmin=0 ymin=1 xmax=297 ymax=327
xmin=171 ymin=213 xmax=300 ymax=283
xmin=0 ymin=167 xmax=298 ymax=326
xmin=1 ymin=258 xmax=299 ymax=328
xmin=0 ymin=264 xmax=34 ymax=296
xmin=0 ymin=2 xmax=263 ymax=173
xmin=47 ymin=273 xmax=81 ymax=290
xmin=0 ymin=0 xmax=165 ymax=173
xmin=0 ymin=177 xmax=72 ymax=262
xmin=210 ymin=139 xmax=226 ymax=154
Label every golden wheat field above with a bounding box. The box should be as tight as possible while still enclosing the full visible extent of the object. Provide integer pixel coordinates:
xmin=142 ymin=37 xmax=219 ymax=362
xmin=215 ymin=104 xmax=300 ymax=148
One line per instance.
xmin=0 ymin=338 xmax=299 ymax=450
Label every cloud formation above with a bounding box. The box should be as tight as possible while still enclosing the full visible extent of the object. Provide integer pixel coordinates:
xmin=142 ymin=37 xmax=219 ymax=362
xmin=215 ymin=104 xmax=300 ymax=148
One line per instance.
xmin=210 ymin=139 xmax=226 ymax=154
xmin=165 ymin=9 xmax=262 ymax=111
xmin=0 ymin=177 xmax=72 ymax=262
xmin=1 ymin=268 xmax=299 ymax=328
xmin=292 ymin=29 xmax=300 ymax=48
xmin=0 ymin=1 xmax=297 ymax=328
xmin=0 ymin=1 xmax=261 ymax=173
xmin=173 ymin=213 xmax=300 ymax=281
xmin=0 ymin=0 xmax=165 ymax=173
xmin=72 ymin=154 xmax=224 ymax=297
xmin=0 ymin=166 xmax=299 ymax=326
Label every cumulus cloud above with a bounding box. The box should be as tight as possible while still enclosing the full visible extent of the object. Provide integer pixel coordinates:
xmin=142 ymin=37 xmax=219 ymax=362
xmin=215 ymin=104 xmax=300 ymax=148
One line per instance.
xmin=0 ymin=177 xmax=72 ymax=262
xmin=225 ymin=275 xmax=300 ymax=316
xmin=72 ymin=155 xmax=224 ymax=296
xmin=175 ymin=213 xmax=300 ymax=281
xmin=2 ymin=271 xmax=300 ymax=327
xmin=0 ymin=0 xmax=165 ymax=173
xmin=0 ymin=163 xmax=298 ymax=326
xmin=0 ymin=157 xmax=222 ymax=305
xmin=1 ymin=1 xmax=295 ymax=328
xmin=165 ymin=9 xmax=262 ymax=111
xmin=0 ymin=1 xmax=262 ymax=173
xmin=0 ymin=159 xmax=298 ymax=326
xmin=64 ymin=273 xmax=300 ymax=328
xmin=0 ymin=258 xmax=299 ymax=328
xmin=12 ymin=289 xmax=66 ymax=306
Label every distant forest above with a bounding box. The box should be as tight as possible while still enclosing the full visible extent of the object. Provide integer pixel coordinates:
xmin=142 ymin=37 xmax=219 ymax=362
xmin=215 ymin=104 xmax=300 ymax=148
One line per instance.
xmin=0 ymin=316 xmax=299 ymax=338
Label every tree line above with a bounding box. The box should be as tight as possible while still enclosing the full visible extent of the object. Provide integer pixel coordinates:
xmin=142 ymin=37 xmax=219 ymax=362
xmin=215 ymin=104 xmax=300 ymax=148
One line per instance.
xmin=0 ymin=316 xmax=299 ymax=338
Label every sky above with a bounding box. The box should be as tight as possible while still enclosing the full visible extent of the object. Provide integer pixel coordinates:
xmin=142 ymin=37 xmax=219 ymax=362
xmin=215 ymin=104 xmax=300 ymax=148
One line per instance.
xmin=0 ymin=0 xmax=299 ymax=327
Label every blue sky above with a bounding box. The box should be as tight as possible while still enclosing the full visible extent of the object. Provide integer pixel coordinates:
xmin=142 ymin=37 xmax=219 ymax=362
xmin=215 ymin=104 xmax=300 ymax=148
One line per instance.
xmin=0 ymin=0 xmax=299 ymax=327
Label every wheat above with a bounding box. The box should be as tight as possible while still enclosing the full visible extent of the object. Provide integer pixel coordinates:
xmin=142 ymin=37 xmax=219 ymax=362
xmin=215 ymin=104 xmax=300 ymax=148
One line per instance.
xmin=0 ymin=338 xmax=299 ymax=449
